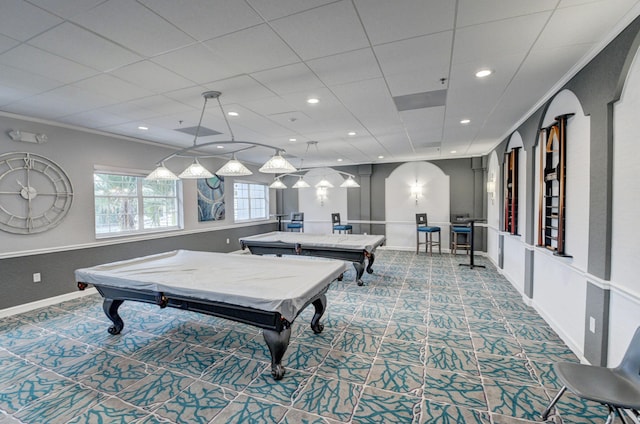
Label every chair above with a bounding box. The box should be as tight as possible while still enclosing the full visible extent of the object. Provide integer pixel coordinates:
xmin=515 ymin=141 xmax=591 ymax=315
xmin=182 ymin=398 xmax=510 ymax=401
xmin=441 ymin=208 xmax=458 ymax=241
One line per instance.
xmin=416 ymin=213 xmax=441 ymax=255
xmin=540 ymin=327 xmax=640 ymax=423
xmin=286 ymin=212 xmax=304 ymax=232
xmin=450 ymin=213 xmax=471 ymax=255
xmin=332 ymin=213 xmax=352 ymax=234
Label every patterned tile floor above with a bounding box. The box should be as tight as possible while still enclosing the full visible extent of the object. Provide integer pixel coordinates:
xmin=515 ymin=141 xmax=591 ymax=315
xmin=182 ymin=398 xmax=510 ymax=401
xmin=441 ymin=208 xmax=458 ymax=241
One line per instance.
xmin=0 ymin=250 xmax=618 ymax=423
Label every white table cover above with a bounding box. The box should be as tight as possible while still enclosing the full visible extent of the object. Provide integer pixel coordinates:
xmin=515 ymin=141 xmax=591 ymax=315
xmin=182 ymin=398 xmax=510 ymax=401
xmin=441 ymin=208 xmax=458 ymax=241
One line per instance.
xmin=240 ymin=231 xmax=386 ymax=252
xmin=75 ymin=250 xmax=348 ymax=322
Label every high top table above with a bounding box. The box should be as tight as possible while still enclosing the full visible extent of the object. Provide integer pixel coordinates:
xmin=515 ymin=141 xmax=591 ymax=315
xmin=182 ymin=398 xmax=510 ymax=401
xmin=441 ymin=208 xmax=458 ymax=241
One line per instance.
xmin=457 ymin=218 xmax=486 ymax=269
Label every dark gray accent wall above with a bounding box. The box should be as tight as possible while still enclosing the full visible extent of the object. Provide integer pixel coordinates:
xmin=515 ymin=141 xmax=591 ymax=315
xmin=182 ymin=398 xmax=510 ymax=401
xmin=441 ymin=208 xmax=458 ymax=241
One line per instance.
xmin=584 ymin=281 xmax=610 ymax=366
xmin=0 ymin=223 xmax=275 ymax=310
xmin=524 ymin=248 xmax=534 ymax=299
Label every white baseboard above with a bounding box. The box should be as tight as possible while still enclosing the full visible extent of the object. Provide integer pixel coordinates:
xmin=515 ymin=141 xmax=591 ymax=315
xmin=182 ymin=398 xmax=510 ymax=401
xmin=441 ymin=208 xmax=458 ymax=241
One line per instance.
xmin=0 ymin=288 xmax=98 ymax=318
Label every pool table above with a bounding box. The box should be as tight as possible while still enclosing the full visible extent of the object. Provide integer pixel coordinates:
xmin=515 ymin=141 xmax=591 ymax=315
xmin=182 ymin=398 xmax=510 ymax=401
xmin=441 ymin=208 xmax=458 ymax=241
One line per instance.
xmin=75 ymin=250 xmax=348 ymax=380
xmin=239 ymin=231 xmax=386 ymax=286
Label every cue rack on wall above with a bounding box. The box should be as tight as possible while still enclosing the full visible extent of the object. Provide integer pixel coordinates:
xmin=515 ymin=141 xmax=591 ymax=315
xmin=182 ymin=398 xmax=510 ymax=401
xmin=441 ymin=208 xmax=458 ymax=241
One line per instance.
xmin=503 ymin=147 xmax=520 ymax=235
xmin=537 ymin=113 xmax=574 ymax=256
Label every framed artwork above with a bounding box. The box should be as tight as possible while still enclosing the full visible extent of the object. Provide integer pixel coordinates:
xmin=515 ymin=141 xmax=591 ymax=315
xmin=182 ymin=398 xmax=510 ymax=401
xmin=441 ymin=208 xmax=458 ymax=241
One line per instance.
xmin=197 ymin=175 xmax=225 ymax=222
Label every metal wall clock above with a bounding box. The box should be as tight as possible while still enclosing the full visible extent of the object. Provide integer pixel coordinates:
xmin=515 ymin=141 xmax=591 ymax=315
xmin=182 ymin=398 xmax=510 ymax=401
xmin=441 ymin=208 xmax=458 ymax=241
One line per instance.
xmin=0 ymin=152 xmax=73 ymax=234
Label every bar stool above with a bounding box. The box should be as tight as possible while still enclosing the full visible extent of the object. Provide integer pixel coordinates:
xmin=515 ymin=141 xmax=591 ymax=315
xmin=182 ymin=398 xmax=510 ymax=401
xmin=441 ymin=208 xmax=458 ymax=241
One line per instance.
xmin=331 ymin=213 xmax=352 ymax=234
xmin=416 ymin=213 xmax=441 ymax=255
xmin=451 ymin=224 xmax=471 ymax=254
xmin=286 ymin=212 xmax=304 ymax=232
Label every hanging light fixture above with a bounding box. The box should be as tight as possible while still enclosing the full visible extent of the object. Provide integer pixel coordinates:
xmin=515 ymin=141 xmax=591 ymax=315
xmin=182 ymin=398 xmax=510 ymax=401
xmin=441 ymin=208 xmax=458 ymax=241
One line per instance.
xmin=215 ymin=153 xmax=252 ymax=176
xmin=315 ymin=177 xmax=334 ymax=188
xmin=146 ymin=91 xmax=296 ymax=180
xmin=179 ymin=158 xmax=214 ymax=179
xmin=269 ymin=178 xmax=287 ymax=189
xmin=259 ymin=151 xmax=297 ymax=174
xmin=340 ymin=175 xmax=360 ymax=188
xmin=292 ymin=176 xmax=311 ymax=188
xmin=145 ymin=162 xmax=178 ymax=180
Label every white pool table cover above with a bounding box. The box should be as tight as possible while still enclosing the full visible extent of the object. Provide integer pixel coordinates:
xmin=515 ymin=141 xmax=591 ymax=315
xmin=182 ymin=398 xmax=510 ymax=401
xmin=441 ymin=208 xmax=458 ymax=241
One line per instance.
xmin=240 ymin=231 xmax=386 ymax=252
xmin=75 ymin=250 xmax=348 ymax=322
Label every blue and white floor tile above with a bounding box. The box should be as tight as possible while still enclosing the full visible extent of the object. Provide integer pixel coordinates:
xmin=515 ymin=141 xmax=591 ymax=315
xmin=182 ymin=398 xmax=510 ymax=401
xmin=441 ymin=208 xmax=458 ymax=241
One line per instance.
xmin=0 ymin=250 xmax=615 ymax=423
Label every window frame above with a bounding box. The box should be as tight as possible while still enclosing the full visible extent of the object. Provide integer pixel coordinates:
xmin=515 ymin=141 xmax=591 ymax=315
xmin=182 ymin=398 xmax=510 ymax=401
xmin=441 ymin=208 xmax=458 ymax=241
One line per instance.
xmin=93 ymin=169 xmax=183 ymax=238
xmin=233 ymin=180 xmax=270 ymax=223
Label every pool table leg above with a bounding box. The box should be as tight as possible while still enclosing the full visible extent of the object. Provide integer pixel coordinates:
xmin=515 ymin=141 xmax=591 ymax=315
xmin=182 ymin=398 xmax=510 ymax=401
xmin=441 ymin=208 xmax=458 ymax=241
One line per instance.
xmin=263 ymin=327 xmax=291 ymax=380
xmin=353 ymin=262 xmax=365 ymax=286
xmin=103 ymin=299 xmax=125 ymax=335
xmin=310 ymin=294 xmax=326 ymax=334
xmin=365 ymin=251 xmax=375 ymax=274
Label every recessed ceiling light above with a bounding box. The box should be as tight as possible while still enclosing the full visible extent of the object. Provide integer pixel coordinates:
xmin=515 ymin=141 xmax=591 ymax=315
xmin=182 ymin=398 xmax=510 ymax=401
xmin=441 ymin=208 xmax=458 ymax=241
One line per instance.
xmin=216 ymin=145 xmax=224 ymax=149
xmin=348 ymin=131 xmax=356 ymax=136
xmin=450 ymin=150 xmax=457 ymax=154
xmin=228 ymin=111 xmax=238 ymax=117
xmin=289 ymin=138 xmax=296 ymax=142
xmin=475 ymin=69 xmax=492 ymax=78
xmin=378 ymin=155 xmax=384 ymax=159
xmin=337 ymin=158 xmax=343 ymax=162
xmin=138 ymin=126 xmax=148 ymax=130
xmin=307 ymin=98 xmax=319 ymax=104
xmin=460 ymin=119 xmax=471 ymax=124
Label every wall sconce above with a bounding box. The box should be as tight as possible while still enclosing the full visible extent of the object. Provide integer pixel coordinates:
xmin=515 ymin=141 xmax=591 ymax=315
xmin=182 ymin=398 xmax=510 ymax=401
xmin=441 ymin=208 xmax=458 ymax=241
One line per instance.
xmin=410 ymin=181 xmax=422 ymax=205
xmin=8 ymin=130 xmax=48 ymax=144
xmin=316 ymin=187 xmax=328 ymax=205
xmin=487 ymin=174 xmax=496 ymax=204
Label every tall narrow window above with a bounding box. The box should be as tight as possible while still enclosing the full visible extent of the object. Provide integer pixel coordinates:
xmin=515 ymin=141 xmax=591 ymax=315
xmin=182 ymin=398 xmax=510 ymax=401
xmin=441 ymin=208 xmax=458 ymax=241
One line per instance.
xmin=94 ymin=172 xmax=181 ymax=237
xmin=234 ymin=182 xmax=268 ymax=221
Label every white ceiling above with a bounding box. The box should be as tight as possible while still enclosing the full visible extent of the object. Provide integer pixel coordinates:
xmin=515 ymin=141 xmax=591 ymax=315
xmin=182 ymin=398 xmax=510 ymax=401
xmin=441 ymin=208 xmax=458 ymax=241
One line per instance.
xmin=1 ymin=0 xmax=639 ymax=168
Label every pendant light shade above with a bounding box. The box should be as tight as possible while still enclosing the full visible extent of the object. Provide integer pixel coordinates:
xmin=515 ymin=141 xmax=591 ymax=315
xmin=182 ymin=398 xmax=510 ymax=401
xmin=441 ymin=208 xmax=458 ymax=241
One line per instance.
xmin=292 ymin=177 xmax=311 ymax=188
xmin=145 ymin=162 xmax=179 ymax=180
xmin=269 ymin=178 xmax=288 ymax=189
xmin=340 ymin=175 xmax=360 ymax=188
xmin=259 ymin=152 xmax=297 ymax=174
xmin=315 ymin=178 xmax=334 ymax=188
xmin=178 ymin=158 xmax=214 ymax=179
xmin=216 ymin=154 xmax=253 ymax=176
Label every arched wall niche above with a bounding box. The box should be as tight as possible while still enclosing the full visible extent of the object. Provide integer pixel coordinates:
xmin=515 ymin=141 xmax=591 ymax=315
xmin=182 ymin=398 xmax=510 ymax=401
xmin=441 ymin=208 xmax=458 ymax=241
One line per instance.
xmin=384 ymin=161 xmax=450 ymax=250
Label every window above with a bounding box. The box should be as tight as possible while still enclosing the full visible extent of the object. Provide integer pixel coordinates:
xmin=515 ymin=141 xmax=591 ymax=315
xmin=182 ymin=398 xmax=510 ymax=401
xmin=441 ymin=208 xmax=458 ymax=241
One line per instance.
xmin=94 ymin=172 xmax=181 ymax=236
xmin=234 ymin=182 xmax=268 ymax=221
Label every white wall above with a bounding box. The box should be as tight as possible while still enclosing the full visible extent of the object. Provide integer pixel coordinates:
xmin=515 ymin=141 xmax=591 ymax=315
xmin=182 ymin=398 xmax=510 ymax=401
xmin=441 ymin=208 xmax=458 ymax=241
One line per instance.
xmin=532 ymin=89 xmax=591 ymax=355
xmin=296 ymin=167 xmax=348 ymax=234
xmin=486 ymin=151 xmax=500 ymax=264
xmin=384 ymin=161 xmax=450 ymax=250
xmin=610 ymin=47 xmax=640 ymax=365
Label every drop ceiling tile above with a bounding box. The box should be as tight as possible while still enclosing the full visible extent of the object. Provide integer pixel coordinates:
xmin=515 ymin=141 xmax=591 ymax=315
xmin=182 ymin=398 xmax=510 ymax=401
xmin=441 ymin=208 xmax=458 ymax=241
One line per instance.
xmin=374 ymin=32 xmax=452 ymax=95
xmin=457 ymin=0 xmax=557 ymax=27
xmin=26 ymin=0 xmax=105 ymax=20
xmin=0 ymin=0 xmax=62 ymax=41
xmin=270 ymin=1 xmax=369 ymax=60
xmin=247 ymin=0 xmax=337 ymax=20
xmin=331 ymin=78 xmax=398 ymax=119
xmin=152 ymin=44 xmax=241 ymax=84
xmin=307 ymin=48 xmax=382 ymax=86
xmin=535 ymin=0 xmax=638 ymax=49
xmin=139 ymin=0 xmax=262 ymax=41
xmin=252 ymin=62 xmax=324 ymax=95
xmin=0 ymin=63 xmax=64 ymax=96
xmin=0 ymin=44 xmax=98 ymax=84
xmin=124 ymin=95 xmax=197 ymax=119
xmin=56 ymin=109 xmax=131 ymax=129
xmin=72 ymin=0 xmax=196 ymax=56
xmin=72 ymin=74 xmax=155 ymax=103
xmin=452 ymin=12 xmax=551 ymax=64
xmin=0 ymin=34 xmax=20 ymax=54
xmin=110 ymin=61 xmax=195 ymax=94
xmin=205 ymin=24 xmax=299 ymax=74
xmin=203 ymin=75 xmax=276 ymax=105
xmin=355 ymin=0 xmax=455 ymax=45
xmin=28 ymin=22 xmax=142 ymax=71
